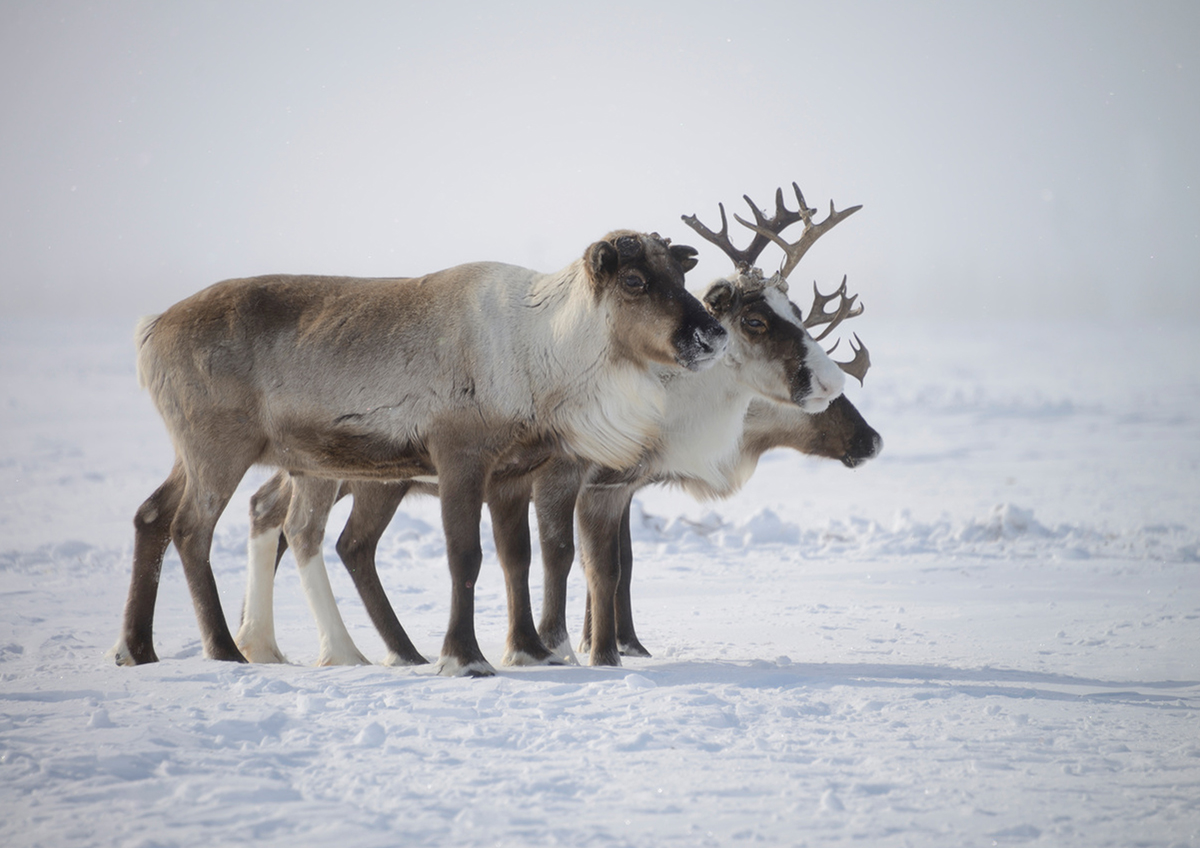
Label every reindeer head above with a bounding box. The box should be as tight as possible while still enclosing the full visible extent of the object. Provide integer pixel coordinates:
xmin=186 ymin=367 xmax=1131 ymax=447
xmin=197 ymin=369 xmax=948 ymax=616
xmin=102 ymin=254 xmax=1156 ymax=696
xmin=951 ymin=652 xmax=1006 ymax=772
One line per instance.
xmin=744 ymin=393 xmax=883 ymax=469
xmin=683 ymin=183 xmax=871 ymax=412
xmin=585 ymin=230 xmax=727 ymax=372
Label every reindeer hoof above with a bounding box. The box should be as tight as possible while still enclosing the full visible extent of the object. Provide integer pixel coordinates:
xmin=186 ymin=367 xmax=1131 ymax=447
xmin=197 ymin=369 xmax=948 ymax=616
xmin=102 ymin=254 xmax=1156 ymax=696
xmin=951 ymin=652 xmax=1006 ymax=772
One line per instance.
xmin=316 ymin=648 xmax=371 ymax=667
xmin=243 ymin=646 xmax=290 ymax=664
xmin=108 ymin=639 xmax=158 ymax=666
xmin=382 ymin=650 xmax=429 ymax=667
xmin=588 ymin=647 xmax=623 ymax=667
xmin=435 ymin=655 xmax=496 ymax=678
xmin=501 ymin=647 xmax=567 ymax=667
xmin=204 ymin=642 xmax=248 ymax=662
xmin=619 ymin=640 xmax=652 ymax=658
xmin=236 ymin=633 xmax=289 ymax=664
xmin=546 ymin=638 xmax=580 ymax=666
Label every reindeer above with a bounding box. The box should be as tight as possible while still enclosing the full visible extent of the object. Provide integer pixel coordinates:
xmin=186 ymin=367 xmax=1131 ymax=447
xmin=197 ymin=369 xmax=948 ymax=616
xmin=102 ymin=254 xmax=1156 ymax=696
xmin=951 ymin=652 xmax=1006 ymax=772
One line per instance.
xmin=236 ymin=184 xmax=869 ymax=669
xmin=110 ymin=230 xmax=729 ymax=677
xmin=571 ymin=392 xmax=882 ymax=659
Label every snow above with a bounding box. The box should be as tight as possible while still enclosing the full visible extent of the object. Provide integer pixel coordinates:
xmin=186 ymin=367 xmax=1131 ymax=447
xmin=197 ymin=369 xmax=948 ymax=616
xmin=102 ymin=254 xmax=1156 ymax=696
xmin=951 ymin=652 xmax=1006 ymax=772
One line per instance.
xmin=2 ymin=315 xmax=1198 ymax=847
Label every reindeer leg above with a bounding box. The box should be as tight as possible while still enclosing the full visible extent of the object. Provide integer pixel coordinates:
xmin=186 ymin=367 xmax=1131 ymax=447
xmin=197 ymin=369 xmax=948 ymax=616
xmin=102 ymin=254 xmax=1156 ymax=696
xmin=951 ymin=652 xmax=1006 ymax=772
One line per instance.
xmin=534 ymin=461 xmax=583 ymax=664
xmin=579 ymin=589 xmax=593 ymax=657
xmin=171 ymin=459 xmax=252 ymax=663
xmin=237 ymin=471 xmax=292 ymax=663
xmin=490 ymin=475 xmax=559 ymax=667
xmin=285 ymin=476 xmax=370 ymax=666
xmin=112 ymin=460 xmax=185 ymax=665
xmin=615 ymin=497 xmax=651 ymax=657
xmin=576 ymin=483 xmax=631 ymax=667
xmin=434 ymin=456 xmax=494 ymax=678
xmin=336 ymin=481 xmax=427 ymax=666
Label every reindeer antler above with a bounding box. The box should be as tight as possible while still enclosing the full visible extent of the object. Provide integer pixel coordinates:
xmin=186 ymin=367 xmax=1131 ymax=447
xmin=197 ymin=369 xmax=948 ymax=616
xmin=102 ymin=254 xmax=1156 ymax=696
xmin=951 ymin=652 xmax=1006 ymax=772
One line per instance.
xmin=804 ymin=276 xmax=863 ymax=341
xmin=804 ymin=276 xmax=869 ymax=384
xmin=681 ymin=185 xmax=806 ymax=272
xmin=684 ymin=182 xmax=871 ymax=384
xmin=825 ymin=333 xmax=871 ymax=386
xmin=734 ymin=184 xmax=862 ymax=279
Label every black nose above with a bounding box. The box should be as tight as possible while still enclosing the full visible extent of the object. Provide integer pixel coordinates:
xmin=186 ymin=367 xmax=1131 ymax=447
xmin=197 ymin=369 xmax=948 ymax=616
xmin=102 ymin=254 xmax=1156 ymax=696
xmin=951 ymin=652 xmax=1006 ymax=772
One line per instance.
xmin=695 ymin=323 xmax=727 ymax=354
xmin=841 ymin=430 xmax=883 ymax=467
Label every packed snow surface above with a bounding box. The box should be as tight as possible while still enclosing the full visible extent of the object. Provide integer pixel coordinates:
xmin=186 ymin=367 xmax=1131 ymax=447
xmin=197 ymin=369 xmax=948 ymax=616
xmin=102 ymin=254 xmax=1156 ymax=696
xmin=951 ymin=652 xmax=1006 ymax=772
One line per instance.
xmin=1 ymin=317 xmax=1198 ymax=847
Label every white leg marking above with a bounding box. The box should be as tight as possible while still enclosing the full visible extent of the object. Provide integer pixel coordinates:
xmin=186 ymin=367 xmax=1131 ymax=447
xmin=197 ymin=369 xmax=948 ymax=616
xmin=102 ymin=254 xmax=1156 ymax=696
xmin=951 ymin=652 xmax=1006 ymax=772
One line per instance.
xmin=500 ymin=646 xmax=569 ymax=668
xmin=295 ymin=548 xmax=370 ymax=666
xmin=382 ymin=650 xmax=429 ymax=667
xmin=547 ymin=636 xmax=581 ymax=666
xmin=107 ymin=639 xmax=135 ymax=667
xmin=235 ymin=530 xmax=289 ymax=663
xmin=434 ymin=655 xmax=496 ymax=678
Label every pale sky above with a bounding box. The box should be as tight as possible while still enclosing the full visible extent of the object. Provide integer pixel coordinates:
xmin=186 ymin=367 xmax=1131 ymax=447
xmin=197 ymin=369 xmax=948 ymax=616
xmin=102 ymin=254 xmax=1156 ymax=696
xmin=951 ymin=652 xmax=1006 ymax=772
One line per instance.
xmin=2 ymin=1 xmax=1197 ymax=322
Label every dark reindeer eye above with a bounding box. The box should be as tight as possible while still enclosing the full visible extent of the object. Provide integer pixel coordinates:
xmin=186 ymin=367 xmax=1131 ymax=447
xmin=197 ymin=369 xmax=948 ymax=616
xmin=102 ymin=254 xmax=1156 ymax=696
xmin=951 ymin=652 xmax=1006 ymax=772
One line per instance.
xmin=623 ymin=274 xmax=647 ymax=293
xmin=741 ymin=315 xmax=767 ymax=334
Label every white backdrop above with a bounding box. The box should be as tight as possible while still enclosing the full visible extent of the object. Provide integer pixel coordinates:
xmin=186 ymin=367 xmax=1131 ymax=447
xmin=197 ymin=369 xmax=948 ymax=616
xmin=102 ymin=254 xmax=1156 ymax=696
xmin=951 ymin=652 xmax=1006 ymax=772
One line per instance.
xmin=3 ymin=1 xmax=1198 ymax=322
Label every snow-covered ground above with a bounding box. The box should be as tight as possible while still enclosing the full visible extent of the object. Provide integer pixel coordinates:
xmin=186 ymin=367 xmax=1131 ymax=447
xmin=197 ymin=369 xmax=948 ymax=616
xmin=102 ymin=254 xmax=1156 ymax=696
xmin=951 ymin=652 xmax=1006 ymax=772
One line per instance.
xmin=2 ymin=315 xmax=1197 ymax=847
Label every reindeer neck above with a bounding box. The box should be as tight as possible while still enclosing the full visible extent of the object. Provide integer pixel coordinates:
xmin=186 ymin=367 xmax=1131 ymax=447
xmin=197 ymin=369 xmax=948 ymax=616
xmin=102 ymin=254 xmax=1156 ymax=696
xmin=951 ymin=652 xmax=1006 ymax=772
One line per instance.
xmin=651 ymin=357 xmax=757 ymax=499
xmin=524 ymin=262 xmax=668 ymax=472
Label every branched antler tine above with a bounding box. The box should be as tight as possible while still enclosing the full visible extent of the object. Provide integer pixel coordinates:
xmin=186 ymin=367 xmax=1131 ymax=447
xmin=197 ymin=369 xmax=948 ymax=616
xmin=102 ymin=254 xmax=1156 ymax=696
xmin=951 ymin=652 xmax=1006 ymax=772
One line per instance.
xmin=726 ymin=188 xmax=805 ymax=268
xmin=810 ymin=294 xmax=859 ymax=341
xmin=829 ymin=333 xmax=870 ymax=385
xmin=803 ymin=275 xmax=862 ymax=340
xmin=791 ymin=182 xmax=818 ymax=223
xmin=681 ymin=202 xmax=758 ymax=271
xmin=777 ymin=200 xmax=863 ymax=278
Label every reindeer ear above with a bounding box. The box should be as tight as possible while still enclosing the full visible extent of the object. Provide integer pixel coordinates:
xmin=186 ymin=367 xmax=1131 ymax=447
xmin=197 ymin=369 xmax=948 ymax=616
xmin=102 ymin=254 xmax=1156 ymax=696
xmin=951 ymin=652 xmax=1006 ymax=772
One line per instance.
xmin=703 ymin=279 xmax=736 ymax=318
xmin=587 ymin=240 xmax=620 ymax=282
xmin=670 ymin=244 xmax=699 ymax=272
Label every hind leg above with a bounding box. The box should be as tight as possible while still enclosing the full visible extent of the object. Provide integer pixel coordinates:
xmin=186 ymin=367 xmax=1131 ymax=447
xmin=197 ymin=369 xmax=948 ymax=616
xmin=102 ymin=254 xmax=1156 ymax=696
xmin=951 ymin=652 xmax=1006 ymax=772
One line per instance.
xmin=285 ymin=477 xmax=369 ymax=666
xmin=614 ymin=499 xmax=650 ymax=657
xmin=575 ymin=483 xmax=632 ymax=667
xmin=168 ymin=425 xmax=269 ymax=663
xmin=533 ymin=460 xmax=583 ymax=664
xmin=337 ymin=481 xmax=427 ymax=666
xmin=111 ymin=460 xmax=185 ymax=666
xmin=236 ymin=470 xmax=292 ymax=663
xmin=171 ymin=468 xmax=250 ymax=663
xmin=490 ymin=476 xmax=559 ymax=667
xmin=286 ymin=476 xmax=370 ymax=666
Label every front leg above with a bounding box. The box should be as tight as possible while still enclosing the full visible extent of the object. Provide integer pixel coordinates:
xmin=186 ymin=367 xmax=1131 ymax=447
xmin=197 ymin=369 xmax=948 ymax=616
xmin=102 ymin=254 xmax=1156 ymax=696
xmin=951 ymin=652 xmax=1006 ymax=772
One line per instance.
xmin=434 ymin=457 xmax=494 ymax=677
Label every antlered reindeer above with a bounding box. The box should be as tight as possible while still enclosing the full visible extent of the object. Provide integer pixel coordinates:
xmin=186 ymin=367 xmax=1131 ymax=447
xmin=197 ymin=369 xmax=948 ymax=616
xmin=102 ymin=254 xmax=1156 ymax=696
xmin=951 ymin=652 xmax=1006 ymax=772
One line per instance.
xmin=237 ymin=184 xmax=871 ymax=669
xmin=558 ymin=184 xmax=876 ymax=663
xmin=111 ymin=230 xmax=729 ymax=676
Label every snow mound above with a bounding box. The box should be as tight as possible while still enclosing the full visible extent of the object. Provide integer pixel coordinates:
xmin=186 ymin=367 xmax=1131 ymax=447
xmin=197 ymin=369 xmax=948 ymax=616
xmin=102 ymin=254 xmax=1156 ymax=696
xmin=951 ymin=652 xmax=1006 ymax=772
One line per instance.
xmin=631 ymin=500 xmax=1200 ymax=564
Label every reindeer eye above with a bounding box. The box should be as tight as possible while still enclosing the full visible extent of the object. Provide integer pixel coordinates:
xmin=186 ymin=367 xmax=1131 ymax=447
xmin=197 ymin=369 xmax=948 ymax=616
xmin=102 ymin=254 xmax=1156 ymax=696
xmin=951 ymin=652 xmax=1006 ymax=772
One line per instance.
xmin=741 ymin=315 xmax=768 ymax=334
xmin=623 ymin=274 xmax=647 ymax=293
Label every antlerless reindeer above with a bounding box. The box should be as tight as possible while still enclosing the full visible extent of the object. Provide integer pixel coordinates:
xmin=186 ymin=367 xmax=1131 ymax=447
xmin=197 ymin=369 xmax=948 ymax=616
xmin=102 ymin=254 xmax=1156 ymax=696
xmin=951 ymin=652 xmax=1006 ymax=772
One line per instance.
xmin=233 ymin=184 xmax=879 ymax=670
xmin=112 ymin=230 xmax=728 ymax=676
